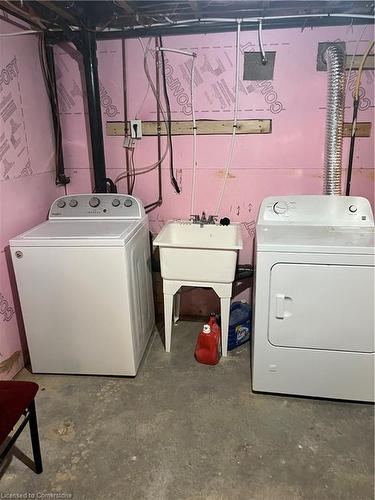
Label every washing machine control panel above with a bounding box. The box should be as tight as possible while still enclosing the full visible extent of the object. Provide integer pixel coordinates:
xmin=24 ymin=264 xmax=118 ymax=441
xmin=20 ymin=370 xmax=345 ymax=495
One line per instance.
xmin=49 ymin=194 xmax=144 ymax=219
xmin=273 ymin=201 xmax=289 ymax=214
xmin=259 ymin=195 xmax=374 ymax=226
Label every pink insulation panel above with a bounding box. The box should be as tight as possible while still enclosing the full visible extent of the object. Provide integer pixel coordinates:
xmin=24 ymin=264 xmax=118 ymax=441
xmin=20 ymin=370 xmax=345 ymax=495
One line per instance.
xmin=55 ymin=25 xmax=374 ymax=250
xmin=0 ymin=16 xmax=65 ymax=378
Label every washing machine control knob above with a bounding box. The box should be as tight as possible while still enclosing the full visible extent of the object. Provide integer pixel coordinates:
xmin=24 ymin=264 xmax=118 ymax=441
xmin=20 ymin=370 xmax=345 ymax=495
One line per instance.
xmin=89 ymin=197 xmax=100 ymax=208
xmin=349 ymin=205 xmax=357 ymax=213
xmin=112 ymin=198 xmax=120 ymax=207
xmin=124 ymin=198 xmax=133 ymax=207
xmin=56 ymin=199 xmax=66 ymax=208
xmin=273 ymin=201 xmax=288 ymax=214
xmin=69 ymin=199 xmax=78 ymax=208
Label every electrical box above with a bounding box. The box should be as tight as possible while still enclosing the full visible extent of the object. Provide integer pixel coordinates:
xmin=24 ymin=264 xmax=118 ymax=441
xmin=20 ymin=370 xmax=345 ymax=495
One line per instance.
xmin=243 ymin=52 xmax=276 ymax=80
xmin=130 ymin=120 xmax=142 ymax=139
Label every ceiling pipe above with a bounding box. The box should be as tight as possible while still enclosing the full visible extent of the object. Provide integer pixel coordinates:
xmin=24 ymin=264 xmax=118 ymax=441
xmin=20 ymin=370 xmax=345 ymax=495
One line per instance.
xmin=96 ymin=12 xmax=375 ymax=32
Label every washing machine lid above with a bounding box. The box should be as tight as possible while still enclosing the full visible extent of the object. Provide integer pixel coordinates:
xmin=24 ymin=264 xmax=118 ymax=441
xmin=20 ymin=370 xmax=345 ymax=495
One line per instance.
xmin=10 ymin=219 xmax=142 ymax=247
xmin=256 ymin=225 xmax=375 ymax=254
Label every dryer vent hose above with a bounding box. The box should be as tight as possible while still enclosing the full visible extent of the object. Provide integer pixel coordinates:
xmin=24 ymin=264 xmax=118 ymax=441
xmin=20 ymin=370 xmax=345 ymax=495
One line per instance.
xmin=323 ymin=45 xmax=345 ymax=196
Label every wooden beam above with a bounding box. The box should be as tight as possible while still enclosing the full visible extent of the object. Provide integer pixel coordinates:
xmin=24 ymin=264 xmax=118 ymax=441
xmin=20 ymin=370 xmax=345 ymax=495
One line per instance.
xmin=106 ymin=119 xmax=272 ymax=136
xmin=106 ymin=120 xmax=371 ymax=138
xmin=343 ymin=122 xmax=371 ymax=137
xmin=346 ymin=54 xmax=375 ymax=71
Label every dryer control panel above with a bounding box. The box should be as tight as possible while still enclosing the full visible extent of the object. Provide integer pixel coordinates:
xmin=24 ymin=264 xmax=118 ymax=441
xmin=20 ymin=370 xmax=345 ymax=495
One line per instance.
xmin=258 ymin=195 xmax=374 ymax=226
xmin=49 ymin=194 xmax=145 ymax=220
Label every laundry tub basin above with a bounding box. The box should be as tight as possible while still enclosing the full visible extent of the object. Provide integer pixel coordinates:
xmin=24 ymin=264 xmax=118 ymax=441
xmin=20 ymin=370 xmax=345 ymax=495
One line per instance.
xmin=153 ymin=221 xmax=243 ymax=283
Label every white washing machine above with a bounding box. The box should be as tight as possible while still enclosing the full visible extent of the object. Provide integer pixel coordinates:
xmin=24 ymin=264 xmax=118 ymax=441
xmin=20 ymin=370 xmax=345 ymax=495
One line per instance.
xmin=252 ymin=195 xmax=374 ymax=402
xmin=10 ymin=194 xmax=155 ymax=376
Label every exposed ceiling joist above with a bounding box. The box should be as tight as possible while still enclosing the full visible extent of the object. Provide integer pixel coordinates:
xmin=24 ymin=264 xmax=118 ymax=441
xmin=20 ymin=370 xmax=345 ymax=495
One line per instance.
xmin=36 ymin=0 xmax=81 ymax=26
xmin=1 ymin=0 xmax=373 ymax=40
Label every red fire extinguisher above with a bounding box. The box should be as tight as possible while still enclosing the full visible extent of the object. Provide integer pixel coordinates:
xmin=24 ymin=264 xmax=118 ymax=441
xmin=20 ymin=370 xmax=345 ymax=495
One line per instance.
xmin=195 ymin=314 xmax=221 ymax=365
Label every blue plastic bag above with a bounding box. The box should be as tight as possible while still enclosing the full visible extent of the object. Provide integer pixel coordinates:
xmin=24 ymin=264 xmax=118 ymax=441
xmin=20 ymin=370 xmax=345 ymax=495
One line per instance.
xmin=218 ymin=301 xmax=252 ymax=351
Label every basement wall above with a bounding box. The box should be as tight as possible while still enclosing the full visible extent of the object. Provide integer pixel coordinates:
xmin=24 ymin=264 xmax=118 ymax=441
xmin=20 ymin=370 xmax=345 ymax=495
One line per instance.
xmin=57 ymin=25 xmax=374 ymax=239
xmin=0 ymin=16 xmax=64 ymax=379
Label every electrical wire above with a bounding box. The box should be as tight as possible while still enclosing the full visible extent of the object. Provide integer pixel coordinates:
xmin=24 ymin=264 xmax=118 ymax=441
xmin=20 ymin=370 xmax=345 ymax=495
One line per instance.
xmin=129 ymin=148 xmax=136 ymax=194
xmin=353 ymin=40 xmax=374 ymax=100
xmin=258 ymin=18 xmax=267 ymax=64
xmin=38 ymin=33 xmax=67 ymax=186
xmin=345 ymin=25 xmax=368 ymax=100
xmin=190 ymin=55 xmax=197 ymax=216
xmin=215 ymin=20 xmax=241 ymax=216
xmin=121 ymin=38 xmax=135 ymax=193
xmin=114 ymin=38 xmax=171 ymax=184
xmin=154 ymin=44 xmax=196 ymax=206
xmin=134 ymin=37 xmax=151 ymax=119
xmin=159 ymin=36 xmax=180 ymax=194
xmin=346 ymin=39 xmax=374 ymax=196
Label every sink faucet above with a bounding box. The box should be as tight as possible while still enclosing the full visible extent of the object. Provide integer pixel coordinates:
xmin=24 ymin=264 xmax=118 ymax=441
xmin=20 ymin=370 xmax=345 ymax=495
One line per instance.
xmin=190 ymin=212 xmax=218 ymax=227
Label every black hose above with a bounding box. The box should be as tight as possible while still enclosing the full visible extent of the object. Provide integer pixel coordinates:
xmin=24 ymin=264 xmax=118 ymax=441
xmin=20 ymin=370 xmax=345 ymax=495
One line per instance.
xmin=346 ymin=98 xmax=359 ymax=196
xmin=39 ymin=35 xmax=69 ymax=186
xmin=159 ymin=36 xmax=180 ymax=194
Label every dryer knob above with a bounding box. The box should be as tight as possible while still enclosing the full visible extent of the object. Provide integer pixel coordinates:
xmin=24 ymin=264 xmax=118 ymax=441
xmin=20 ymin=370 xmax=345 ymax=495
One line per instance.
xmin=69 ymin=199 xmax=78 ymax=208
xmin=112 ymin=198 xmax=120 ymax=207
xmin=56 ymin=200 xmax=66 ymax=208
xmin=349 ymin=205 xmax=357 ymax=213
xmin=124 ymin=198 xmax=133 ymax=207
xmin=273 ymin=201 xmax=288 ymax=214
xmin=89 ymin=197 xmax=100 ymax=208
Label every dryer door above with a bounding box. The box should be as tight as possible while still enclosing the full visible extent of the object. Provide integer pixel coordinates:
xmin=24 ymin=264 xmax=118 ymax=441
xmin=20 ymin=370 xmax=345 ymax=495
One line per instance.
xmin=268 ymin=263 xmax=374 ymax=352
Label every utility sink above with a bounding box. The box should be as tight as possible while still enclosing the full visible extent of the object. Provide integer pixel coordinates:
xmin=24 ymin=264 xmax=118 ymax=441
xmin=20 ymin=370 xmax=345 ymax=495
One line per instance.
xmin=153 ymin=221 xmax=243 ymax=283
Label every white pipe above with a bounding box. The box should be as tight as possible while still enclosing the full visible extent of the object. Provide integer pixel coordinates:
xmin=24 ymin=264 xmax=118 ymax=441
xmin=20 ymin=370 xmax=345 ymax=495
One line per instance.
xmin=190 ymin=57 xmax=197 ymax=216
xmin=158 ymin=47 xmax=197 ymax=215
xmin=215 ymin=20 xmax=241 ymax=216
xmin=199 ymin=14 xmax=375 ymax=22
xmin=0 ymin=30 xmax=41 ymax=36
xmin=157 ymin=47 xmax=197 ymax=57
xmin=332 ymin=14 xmax=375 ymax=19
xmin=258 ymin=19 xmax=267 ymax=64
xmin=104 ymin=13 xmax=374 ymax=32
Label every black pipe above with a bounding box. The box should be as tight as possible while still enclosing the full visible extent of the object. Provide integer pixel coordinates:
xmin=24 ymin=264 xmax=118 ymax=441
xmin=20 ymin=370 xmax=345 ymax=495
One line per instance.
xmin=121 ymin=39 xmax=132 ymax=194
xmin=44 ymin=42 xmax=69 ymax=186
xmin=46 ymin=18 xmax=373 ymax=46
xmin=154 ymin=37 xmax=163 ymax=207
xmin=159 ymin=36 xmax=180 ymax=194
xmin=346 ymin=98 xmax=359 ymax=196
xmin=80 ymin=28 xmax=107 ymax=193
xmin=145 ymin=37 xmax=163 ymax=213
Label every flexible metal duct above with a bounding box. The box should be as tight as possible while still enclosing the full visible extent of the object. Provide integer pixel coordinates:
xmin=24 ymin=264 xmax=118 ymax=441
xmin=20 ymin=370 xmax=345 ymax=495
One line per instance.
xmin=323 ymin=45 xmax=345 ymax=195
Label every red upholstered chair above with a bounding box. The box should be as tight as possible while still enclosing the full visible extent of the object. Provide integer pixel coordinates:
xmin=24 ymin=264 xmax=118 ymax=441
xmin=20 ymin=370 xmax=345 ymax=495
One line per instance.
xmin=0 ymin=381 xmax=42 ymax=474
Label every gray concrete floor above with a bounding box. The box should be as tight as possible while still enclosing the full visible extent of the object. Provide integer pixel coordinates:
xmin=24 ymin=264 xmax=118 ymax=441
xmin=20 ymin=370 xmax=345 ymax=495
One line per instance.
xmin=1 ymin=321 xmax=374 ymax=500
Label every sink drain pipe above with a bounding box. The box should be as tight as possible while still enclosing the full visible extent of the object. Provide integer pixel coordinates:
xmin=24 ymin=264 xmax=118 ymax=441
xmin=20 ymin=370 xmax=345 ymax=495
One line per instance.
xmin=323 ymin=45 xmax=345 ymax=196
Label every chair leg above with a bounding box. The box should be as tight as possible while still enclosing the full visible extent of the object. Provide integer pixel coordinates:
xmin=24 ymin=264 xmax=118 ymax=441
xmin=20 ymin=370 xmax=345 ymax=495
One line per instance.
xmin=28 ymin=400 xmax=43 ymax=474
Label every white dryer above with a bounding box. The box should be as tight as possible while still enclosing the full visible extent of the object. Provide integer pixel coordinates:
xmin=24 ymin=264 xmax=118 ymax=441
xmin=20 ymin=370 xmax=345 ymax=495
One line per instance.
xmin=252 ymin=195 xmax=374 ymax=402
xmin=10 ymin=194 xmax=155 ymax=376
